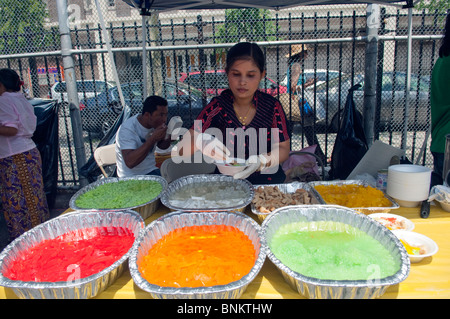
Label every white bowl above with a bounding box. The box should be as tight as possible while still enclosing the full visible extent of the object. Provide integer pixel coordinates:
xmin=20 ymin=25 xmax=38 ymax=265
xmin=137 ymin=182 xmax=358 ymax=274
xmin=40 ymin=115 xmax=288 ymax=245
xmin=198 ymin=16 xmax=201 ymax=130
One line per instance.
xmin=391 ymin=230 xmax=438 ymax=263
xmin=369 ymin=213 xmax=414 ymax=231
xmin=215 ymin=158 xmax=249 ymax=176
xmin=386 ymin=164 xmax=431 ymax=206
xmin=437 ymin=200 xmax=450 ymax=212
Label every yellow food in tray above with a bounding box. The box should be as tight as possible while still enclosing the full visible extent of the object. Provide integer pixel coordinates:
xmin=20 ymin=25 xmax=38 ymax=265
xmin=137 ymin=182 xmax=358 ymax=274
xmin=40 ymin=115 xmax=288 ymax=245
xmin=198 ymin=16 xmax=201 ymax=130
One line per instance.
xmin=314 ymin=184 xmax=392 ymax=208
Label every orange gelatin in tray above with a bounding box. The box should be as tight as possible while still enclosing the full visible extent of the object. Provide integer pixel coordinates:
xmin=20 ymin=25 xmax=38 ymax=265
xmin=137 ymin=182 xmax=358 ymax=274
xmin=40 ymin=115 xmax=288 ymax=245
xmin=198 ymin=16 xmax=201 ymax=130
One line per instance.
xmin=138 ymin=225 xmax=256 ymax=288
xmin=314 ymin=184 xmax=392 ymax=207
xmin=3 ymin=227 xmax=135 ymax=282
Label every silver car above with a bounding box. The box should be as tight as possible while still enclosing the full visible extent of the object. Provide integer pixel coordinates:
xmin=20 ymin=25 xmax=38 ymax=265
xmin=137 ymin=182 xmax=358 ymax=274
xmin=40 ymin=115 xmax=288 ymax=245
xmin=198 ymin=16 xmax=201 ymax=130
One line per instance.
xmin=307 ymin=71 xmax=431 ymax=132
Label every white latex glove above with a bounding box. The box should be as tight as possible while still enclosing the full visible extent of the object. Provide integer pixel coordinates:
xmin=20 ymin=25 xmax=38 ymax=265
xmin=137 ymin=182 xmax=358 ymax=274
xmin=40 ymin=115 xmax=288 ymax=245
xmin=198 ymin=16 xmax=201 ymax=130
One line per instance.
xmin=166 ymin=116 xmax=183 ymax=139
xmin=233 ymin=154 xmax=269 ymax=180
xmin=195 ymin=133 xmax=230 ymax=162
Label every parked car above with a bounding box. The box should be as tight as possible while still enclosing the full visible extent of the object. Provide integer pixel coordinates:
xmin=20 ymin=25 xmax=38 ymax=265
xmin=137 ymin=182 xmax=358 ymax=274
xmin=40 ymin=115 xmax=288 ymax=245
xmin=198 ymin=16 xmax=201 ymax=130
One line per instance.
xmin=287 ymin=71 xmax=430 ymax=132
xmin=50 ymin=80 xmax=115 ymax=104
xmin=178 ymin=70 xmax=287 ymax=96
xmin=280 ymin=69 xmax=343 ymax=88
xmin=79 ymin=81 xmax=208 ymax=136
xmin=316 ymin=71 xmax=430 ymax=130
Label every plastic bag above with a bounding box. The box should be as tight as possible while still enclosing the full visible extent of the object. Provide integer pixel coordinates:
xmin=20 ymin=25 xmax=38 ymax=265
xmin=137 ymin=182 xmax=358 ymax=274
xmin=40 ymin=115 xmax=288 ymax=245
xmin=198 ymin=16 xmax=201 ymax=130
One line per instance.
xmin=32 ymin=99 xmax=59 ymax=209
xmin=329 ymin=84 xmax=368 ymax=180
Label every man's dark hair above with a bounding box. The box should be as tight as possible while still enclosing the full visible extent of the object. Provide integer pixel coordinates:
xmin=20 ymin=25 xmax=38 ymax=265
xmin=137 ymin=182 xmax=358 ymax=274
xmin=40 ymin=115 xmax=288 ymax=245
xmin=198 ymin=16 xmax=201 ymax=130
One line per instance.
xmin=142 ymin=95 xmax=168 ymax=115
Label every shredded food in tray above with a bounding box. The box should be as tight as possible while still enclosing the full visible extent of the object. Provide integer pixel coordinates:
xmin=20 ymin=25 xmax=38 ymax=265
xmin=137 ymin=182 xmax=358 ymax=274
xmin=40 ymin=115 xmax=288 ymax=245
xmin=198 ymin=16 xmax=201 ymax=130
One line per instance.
xmin=314 ymin=184 xmax=392 ymax=207
xmin=168 ymin=181 xmax=247 ymax=209
xmin=75 ymin=179 xmax=162 ymax=209
xmin=252 ymin=186 xmax=313 ymax=213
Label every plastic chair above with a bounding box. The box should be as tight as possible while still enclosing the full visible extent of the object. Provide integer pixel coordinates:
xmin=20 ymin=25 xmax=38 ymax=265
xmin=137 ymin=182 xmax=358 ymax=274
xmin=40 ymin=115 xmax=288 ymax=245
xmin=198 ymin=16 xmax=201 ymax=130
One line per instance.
xmin=94 ymin=144 xmax=117 ymax=178
xmin=160 ymin=152 xmax=216 ymax=183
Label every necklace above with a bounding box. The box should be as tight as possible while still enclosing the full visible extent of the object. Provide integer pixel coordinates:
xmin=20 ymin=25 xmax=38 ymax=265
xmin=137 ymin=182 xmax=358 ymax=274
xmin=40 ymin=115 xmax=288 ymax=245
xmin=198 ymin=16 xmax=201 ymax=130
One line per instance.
xmin=233 ymin=103 xmax=252 ymax=126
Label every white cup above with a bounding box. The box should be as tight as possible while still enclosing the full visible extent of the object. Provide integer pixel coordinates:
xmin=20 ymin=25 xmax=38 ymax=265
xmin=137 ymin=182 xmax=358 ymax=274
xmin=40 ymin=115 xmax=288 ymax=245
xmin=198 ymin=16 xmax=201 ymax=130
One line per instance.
xmin=386 ymin=164 xmax=431 ymax=207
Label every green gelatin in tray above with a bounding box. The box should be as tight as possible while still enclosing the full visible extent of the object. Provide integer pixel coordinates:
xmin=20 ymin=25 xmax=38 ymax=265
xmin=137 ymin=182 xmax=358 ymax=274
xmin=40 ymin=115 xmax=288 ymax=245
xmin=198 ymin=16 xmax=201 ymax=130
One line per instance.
xmin=270 ymin=221 xmax=399 ymax=281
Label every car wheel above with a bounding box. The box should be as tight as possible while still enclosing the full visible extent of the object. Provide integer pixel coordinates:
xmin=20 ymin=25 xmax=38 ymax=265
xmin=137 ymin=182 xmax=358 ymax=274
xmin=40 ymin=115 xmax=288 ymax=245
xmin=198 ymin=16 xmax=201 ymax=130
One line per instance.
xmin=111 ymin=101 xmax=123 ymax=115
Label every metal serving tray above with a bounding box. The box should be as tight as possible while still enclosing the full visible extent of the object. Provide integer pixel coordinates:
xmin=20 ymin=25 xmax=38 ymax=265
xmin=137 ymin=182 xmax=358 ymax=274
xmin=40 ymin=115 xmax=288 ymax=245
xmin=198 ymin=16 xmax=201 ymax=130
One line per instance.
xmin=69 ymin=175 xmax=168 ymax=220
xmin=251 ymin=182 xmax=323 ymax=222
xmin=160 ymin=174 xmax=254 ymax=212
xmin=308 ymin=180 xmax=400 ymax=214
xmin=0 ymin=210 xmax=144 ymax=299
xmin=129 ymin=210 xmax=266 ymax=299
xmin=261 ymin=205 xmax=410 ymax=299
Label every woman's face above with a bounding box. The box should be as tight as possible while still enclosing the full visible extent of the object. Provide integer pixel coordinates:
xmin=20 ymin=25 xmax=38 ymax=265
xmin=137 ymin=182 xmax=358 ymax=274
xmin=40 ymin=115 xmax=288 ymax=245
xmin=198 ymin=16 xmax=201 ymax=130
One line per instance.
xmin=227 ymin=59 xmax=265 ymax=101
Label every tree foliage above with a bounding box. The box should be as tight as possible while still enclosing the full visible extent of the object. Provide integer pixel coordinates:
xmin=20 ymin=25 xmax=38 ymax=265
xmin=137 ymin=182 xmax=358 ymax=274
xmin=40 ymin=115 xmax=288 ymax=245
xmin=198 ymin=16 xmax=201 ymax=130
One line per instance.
xmin=417 ymin=0 xmax=450 ymax=24
xmin=215 ymin=9 xmax=278 ymax=43
xmin=0 ymin=0 xmax=48 ymax=54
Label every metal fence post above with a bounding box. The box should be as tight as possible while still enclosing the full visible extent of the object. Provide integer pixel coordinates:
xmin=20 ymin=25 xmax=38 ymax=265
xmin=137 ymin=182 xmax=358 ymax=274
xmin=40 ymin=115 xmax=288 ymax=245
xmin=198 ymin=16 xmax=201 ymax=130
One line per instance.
xmin=56 ymin=0 xmax=87 ymax=187
xmin=363 ymin=4 xmax=380 ymax=148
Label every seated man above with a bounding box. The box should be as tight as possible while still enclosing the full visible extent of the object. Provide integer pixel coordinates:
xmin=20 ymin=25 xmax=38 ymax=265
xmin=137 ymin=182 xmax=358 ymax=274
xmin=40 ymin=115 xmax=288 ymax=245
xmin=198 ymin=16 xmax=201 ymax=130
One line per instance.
xmin=115 ymin=95 xmax=172 ymax=177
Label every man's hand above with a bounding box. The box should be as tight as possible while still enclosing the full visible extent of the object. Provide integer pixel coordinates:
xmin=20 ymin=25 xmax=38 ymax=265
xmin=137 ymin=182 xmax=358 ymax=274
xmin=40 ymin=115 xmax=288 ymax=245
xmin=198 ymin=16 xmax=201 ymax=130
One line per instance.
xmin=147 ymin=124 xmax=167 ymax=143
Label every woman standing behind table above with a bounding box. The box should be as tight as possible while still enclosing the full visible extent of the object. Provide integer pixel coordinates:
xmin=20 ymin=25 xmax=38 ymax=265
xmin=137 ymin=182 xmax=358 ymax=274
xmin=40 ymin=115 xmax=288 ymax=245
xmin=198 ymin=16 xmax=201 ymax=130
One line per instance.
xmin=430 ymin=13 xmax=450 ymax=187
xmin=0 ymin=68 xmax=49 ymax=243
xmin=286 ymin=44 xmax=326 ymax=164
xmin=175 ymin=42 xmax=291 ymax=184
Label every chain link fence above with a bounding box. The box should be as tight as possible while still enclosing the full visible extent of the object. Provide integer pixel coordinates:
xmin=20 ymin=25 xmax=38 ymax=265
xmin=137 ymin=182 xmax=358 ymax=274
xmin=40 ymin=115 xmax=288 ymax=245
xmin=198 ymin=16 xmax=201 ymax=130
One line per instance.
xmin=0 ymin=1 xmax=445 ymax=188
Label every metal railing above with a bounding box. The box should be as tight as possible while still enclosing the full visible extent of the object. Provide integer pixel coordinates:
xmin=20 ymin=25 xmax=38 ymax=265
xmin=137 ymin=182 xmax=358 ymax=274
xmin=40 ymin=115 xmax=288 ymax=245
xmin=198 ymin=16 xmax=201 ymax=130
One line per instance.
xmin=0 ymin=2 xmax=444 ymax=188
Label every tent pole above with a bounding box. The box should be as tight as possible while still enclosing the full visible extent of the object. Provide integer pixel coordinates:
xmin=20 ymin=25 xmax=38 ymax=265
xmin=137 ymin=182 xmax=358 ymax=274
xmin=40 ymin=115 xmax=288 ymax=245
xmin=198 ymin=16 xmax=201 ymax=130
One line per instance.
xmin=94 ymin=0 xmax=125 ymax=108
xmin=363 ymin=4 xmax=380 ymax=148
xmin=402 ymin=5 xmax=414 ymax=154
xmin=142 ymin=14 xmax=148 ymax=98
xmin=56 ymin=0 xmax=87 ymax=187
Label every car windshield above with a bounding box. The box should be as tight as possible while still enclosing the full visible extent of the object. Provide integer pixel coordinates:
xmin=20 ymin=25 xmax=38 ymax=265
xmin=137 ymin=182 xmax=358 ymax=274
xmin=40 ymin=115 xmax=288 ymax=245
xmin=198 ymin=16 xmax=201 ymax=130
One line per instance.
xmin=185 ymin=72 xmax=229 ymax=89
xmin=314 ymin=72 xmax=362 ymax=91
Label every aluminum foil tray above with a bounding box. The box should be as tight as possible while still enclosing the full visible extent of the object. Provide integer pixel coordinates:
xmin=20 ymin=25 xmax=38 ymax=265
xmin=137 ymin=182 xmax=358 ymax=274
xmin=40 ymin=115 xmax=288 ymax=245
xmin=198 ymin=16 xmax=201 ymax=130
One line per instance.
xmin=261 ymin=205 xmax=410 ymax=299
xmin=308 ymin=180 xmax=400 ymax=214
xmin=69 ymin=175 xmax=168 ymax=220
xmin=160 ymin=174 xmax=254 ymax=212
xmin=251 ymin=182 xmax=323 ymax=222
xmin=129 ymin=210 xmax=266 ymax=299
xmin=0 ymin=210 xmax=144 ymax=299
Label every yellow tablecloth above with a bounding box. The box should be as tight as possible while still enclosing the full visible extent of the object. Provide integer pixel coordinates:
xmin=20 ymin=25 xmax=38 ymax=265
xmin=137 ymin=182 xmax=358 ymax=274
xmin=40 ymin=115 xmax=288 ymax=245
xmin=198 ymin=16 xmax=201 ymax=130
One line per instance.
xmin=1 ymin=204 xmax=449 ymax=299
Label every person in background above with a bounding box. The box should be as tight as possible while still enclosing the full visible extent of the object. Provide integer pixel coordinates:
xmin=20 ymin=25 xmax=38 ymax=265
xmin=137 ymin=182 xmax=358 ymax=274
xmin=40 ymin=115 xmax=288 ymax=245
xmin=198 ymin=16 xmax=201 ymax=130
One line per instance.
xmin=175 ymin=42 xmax=291 ymax=184
xmin=286 ymin=44 xmax=326 ymax=164
xmin=430 ymin=12 xmax=450 ymax=187
xmin=115 ymin=95 xmax=182 ymax=177
xmin=0 ymin=68 xmax=49 ymax=243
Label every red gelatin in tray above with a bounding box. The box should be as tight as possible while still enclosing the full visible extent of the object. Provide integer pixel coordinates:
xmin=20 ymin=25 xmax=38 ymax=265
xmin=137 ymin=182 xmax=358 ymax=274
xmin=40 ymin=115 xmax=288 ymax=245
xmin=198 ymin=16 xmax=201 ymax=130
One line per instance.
xmin=3 ymin=227 xmax=135 ymax=282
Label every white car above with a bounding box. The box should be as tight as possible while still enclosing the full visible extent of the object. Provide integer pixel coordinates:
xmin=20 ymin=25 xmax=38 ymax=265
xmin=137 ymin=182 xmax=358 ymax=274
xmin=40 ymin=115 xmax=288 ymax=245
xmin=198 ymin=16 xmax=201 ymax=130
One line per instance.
xmin=280 ymin=69 xmax=343 ymax=88
xmin=49 ymin=80 xmax=115 ymax=104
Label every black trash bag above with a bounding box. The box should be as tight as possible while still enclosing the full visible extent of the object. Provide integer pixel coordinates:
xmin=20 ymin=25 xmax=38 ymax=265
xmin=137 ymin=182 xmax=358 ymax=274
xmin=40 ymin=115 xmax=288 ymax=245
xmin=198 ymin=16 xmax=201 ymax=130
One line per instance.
xmin=329 ymin=84 xmax=368 ymax=180
xmin=31 ymin=99 xmax=59 ymax=209
xmin=78 ymin=105 xmax=131 ymax=183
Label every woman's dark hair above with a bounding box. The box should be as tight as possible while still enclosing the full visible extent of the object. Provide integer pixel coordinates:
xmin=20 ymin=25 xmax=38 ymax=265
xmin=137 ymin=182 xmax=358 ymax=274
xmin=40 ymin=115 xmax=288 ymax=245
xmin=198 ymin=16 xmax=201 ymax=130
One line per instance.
xmin=439 ymin=12 xmax=450 ymax=58
xmin=0 ymin=68 xmax=22 ymax=92
xmin=142 ymin=95 xmax=168 ymax=115
xmin=225 ymin=42 xmax=265 ymax=73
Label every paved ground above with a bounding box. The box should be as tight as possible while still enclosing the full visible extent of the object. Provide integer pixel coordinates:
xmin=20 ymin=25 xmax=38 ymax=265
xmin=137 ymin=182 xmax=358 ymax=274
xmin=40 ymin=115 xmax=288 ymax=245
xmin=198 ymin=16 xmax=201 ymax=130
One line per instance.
xmin=0 ymin=189 xmax=76 ymax=253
